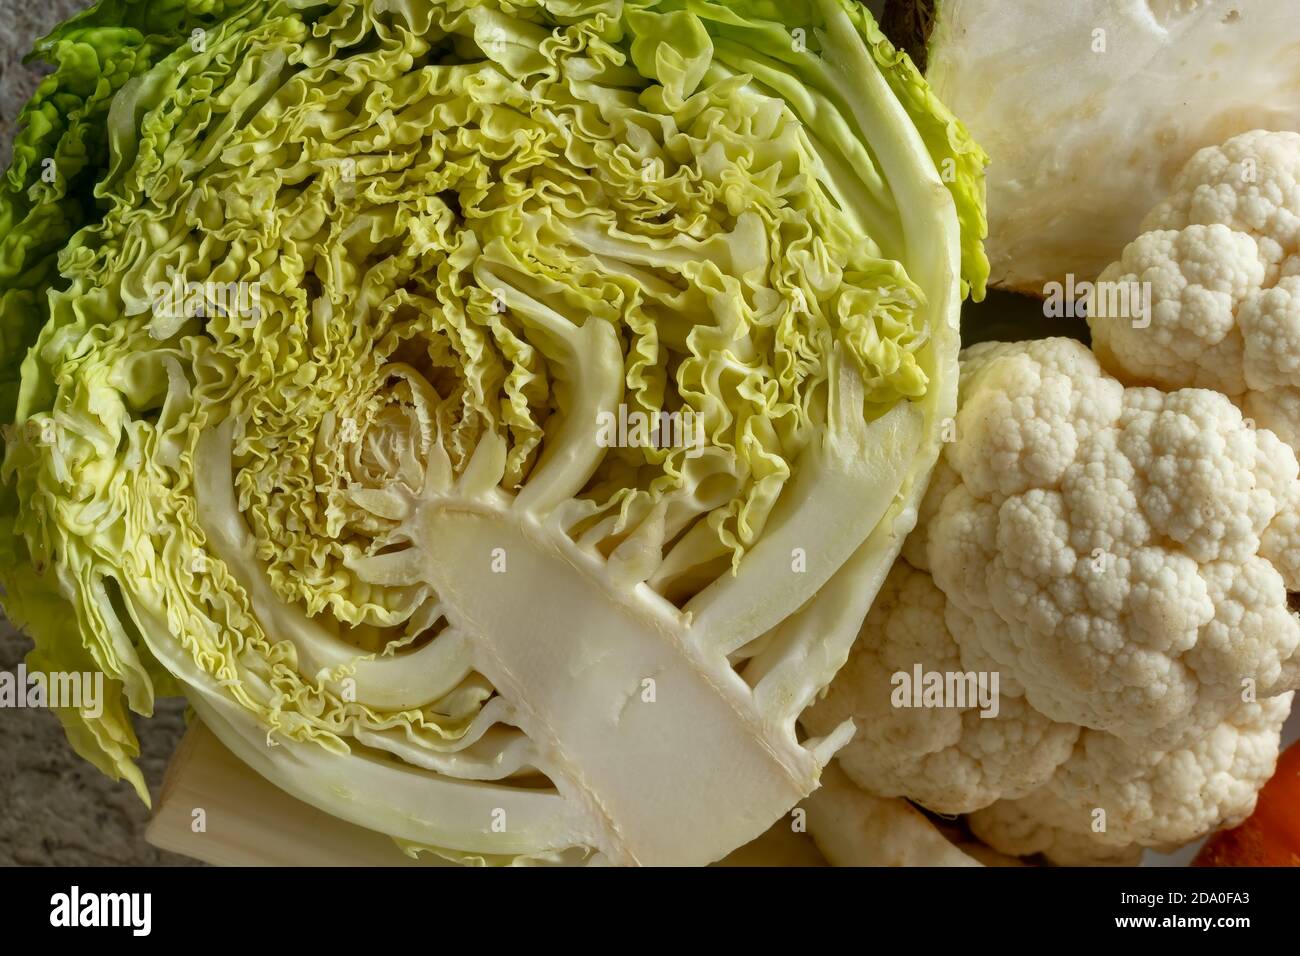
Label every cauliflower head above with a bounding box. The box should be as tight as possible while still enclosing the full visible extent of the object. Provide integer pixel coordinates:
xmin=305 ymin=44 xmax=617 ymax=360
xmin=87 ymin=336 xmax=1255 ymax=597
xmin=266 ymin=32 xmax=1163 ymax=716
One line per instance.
xmin=1089 ymin=130 xmax=1300 ymax=453
xmin=938 ymin=338 xmax=1300 ymax=746
xmin=806 ymin=337 xmax=1300 ymax=863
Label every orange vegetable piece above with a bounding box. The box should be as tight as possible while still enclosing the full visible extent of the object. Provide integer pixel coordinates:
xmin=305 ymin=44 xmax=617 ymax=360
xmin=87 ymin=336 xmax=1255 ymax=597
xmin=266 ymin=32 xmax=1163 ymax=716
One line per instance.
xmin=1195 ymin=738 xmax=1300 ymax=867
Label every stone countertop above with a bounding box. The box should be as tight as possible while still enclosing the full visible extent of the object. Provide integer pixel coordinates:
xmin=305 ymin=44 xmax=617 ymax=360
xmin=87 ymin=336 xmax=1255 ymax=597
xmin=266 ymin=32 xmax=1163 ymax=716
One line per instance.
xmin=0 ymin=623 xmax=197 ymax=865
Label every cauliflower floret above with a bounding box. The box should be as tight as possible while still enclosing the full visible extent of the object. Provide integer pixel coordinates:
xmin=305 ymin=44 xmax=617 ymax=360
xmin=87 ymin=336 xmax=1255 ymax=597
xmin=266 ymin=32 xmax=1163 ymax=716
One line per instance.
xmin=1090 ymin=226 xmax=1263 ymax=396
xmin=967 ymin=807 xmax=1144 ymax=868
xmin=808 ymin=337 xmax=1300 ymax=864
xmin=1089 ymin=130 xmax=1300 ymax=454
xmin=1143 ymin=130 xmax=1300 ymax=279
xmin=928 ymin=339 xmax=1300 ymax=747
xmin=950 ymin=336 xmax=1124 ymax=500
xmin=803 ymin=562 xmax=1078 ymax=814
xmin=969 ymin=695 xmax=1293 ymax=866
xmin=1243 ymin=387 xmax=1300 ymax=454
xmin=1240 ymin=276 xmax=1300 ymax=389
xmin=1261 ymin=485 xmax=1300 ymax=590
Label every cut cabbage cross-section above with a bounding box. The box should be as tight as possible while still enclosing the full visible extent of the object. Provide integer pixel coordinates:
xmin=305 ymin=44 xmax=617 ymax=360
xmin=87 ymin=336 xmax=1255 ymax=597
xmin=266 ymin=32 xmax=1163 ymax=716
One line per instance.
xmin=0 ymin=0 xmax=986 ymax=865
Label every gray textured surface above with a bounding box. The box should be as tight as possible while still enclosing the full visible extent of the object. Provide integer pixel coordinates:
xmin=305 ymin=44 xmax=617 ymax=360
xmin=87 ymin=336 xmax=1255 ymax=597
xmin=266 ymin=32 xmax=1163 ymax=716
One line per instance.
xmin=0 ymin=1 xmax=69 ymax=168
xmin=0 ymin=623 xmax=195 ymax=866
xmin=1 ymin=0 xmax=196 ymax=867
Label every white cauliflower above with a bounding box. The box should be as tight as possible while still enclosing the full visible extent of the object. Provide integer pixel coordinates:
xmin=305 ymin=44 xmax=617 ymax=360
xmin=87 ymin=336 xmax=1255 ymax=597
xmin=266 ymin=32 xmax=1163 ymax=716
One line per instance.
xmin=802 ymin=562 xmax=1079 ymax=814
xmin=1089 ymin=130 xmax=1300 ymax=453
xmin=939 ymin=339 xmax=1300 ymax=747
xmin=807 ymin=337 xmax=1300 ymax=864
xmin=969 ymin=695 xmax=1293 ymax=866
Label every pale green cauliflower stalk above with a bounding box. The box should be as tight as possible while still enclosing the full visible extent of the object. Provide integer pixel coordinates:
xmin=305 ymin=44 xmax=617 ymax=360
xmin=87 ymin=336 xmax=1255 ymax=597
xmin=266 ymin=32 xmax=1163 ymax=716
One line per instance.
xmin=805 ymin=338 xmax=1300 ymax=865
xmin=896 ymin=0 xmax=1300 ymax=294
xmin=0 ymin=0 xmax=987 ymax=865
xmin=1090 ymin=130 xmax=1300 ymax=454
